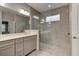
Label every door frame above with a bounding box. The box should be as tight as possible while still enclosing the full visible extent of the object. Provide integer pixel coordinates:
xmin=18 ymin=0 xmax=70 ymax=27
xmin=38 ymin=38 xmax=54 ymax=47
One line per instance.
xmin=69 ymin=3 xmax=73 ymax=56
xmin=69 ymin=3 xmax=79 ymax=56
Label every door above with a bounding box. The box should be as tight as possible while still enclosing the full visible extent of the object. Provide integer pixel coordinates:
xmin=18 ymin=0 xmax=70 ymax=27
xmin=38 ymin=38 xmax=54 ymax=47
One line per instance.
xmin=24 ymin=36 xmax=37 ymax=55
xmin=70 ymin=4 xmax=79 ymax=56
xmin=0 ymin=40 xmax=15 ymax=56
xmin=15 ymin=38 xmax=24 ymax=56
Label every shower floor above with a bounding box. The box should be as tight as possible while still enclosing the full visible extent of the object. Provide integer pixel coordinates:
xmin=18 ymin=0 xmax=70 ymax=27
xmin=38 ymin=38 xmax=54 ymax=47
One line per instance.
xmin=29 ymin=42 xmax=71 ymax=56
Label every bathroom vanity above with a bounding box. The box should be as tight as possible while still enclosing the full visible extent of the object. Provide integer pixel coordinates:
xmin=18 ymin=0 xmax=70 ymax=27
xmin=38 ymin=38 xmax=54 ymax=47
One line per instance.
xmin=0 ymin=31 xmax=39 ymax=56
xmin=0 ymin=4 xmax=40 ymax=56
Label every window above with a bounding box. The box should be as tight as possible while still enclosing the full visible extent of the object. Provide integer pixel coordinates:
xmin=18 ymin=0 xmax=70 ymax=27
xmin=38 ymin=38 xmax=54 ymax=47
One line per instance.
xmin=46 ymin=14 xmax=60 ymax=22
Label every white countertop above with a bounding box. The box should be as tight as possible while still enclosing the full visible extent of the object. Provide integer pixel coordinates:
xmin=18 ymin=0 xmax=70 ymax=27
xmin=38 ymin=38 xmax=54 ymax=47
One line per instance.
xmin=0 ymin=32 xmax=37 ymax=42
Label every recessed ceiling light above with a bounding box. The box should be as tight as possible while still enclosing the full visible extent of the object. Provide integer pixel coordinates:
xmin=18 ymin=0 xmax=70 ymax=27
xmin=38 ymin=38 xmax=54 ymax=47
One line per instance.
xmin=48 ymin=4 xmax=51 ymax=8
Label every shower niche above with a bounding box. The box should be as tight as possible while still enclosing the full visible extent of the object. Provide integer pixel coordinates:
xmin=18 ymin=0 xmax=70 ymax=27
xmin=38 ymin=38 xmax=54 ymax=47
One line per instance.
xmin=2 ymin=21 xmax=9 ymax=34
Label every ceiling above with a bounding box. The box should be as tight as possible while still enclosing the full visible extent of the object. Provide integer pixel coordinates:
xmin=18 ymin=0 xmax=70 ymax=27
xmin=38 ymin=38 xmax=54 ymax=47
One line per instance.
xmin=27 ymin=3 xmax=68 ymax=13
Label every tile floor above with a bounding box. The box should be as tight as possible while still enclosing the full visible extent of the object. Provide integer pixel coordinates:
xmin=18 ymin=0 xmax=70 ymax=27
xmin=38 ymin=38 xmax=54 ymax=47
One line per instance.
xmin=29 ymin=42 xmax=71 ymax=56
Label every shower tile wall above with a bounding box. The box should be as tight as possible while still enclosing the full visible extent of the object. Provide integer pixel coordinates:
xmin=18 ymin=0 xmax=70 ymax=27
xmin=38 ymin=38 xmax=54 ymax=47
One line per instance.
xmin=30 ymin=8 xmax=41 ymax=30
xmin=40 ymin=5 xmax=71 ymax=55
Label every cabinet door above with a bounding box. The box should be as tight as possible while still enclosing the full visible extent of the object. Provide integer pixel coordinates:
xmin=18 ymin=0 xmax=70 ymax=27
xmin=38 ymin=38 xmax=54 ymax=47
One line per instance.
xmin=24 ymin=35 xmax=37 ymax=55
xmin=15 ymin=38 xmax=24 ymax=56
xmin=0 ymin=40 xmax=15 ymax=56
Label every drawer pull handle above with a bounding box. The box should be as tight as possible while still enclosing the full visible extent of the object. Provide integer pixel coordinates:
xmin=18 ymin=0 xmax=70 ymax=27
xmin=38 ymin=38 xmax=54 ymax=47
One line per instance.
xmin=73 ymin=36 xmax=79 ymax=39
xmin=73 ymin=36 xmax=76 ymax=39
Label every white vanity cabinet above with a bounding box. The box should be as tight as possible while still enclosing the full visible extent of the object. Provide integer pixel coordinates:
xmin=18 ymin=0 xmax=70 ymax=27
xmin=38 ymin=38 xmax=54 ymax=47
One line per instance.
xmin=0 ymin=40 xmax=15 ymax=56
xmin=24 ymin=35 xmax=37 ymax=55
xmin=0 ymin=32 xmax=39 ymax=56
xmin=15 ymin=38 xmax=24 ymax=56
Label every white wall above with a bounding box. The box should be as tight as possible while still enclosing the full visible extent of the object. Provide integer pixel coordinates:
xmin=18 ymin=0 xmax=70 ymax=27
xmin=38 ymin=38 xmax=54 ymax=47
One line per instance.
xmin=69 ymin=3 xmax=79 ymax=56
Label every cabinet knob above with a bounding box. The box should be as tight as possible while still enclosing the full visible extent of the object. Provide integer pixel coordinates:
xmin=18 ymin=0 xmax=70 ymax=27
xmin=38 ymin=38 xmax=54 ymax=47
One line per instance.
xmin=67 ymin=33 xmax=70 ymax=35
xmin=73 ymin=36 xmax=76 ymax=39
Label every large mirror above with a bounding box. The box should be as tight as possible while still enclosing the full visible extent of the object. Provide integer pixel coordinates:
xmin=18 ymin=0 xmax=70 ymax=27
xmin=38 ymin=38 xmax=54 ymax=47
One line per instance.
xmin=0 ymin=6 xmax=30 ymax=34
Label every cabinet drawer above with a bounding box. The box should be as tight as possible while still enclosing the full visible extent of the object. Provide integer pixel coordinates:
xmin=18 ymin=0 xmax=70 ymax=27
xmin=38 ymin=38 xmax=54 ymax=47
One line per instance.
xmin=16 ymin=38 xmax=23 ymax=43
xmin=0 ymin=44 xmax=14 ymax=56
xmin=24 ymin=35 xmax=37 ymax=41
xmin=0 ymin=40 xmax=14 ymax=46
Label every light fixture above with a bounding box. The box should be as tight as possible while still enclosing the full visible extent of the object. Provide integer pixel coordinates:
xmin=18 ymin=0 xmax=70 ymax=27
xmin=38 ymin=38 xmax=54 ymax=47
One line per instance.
xmin=40 ymin=21 xmax=44 ymax=24
xmin=24 ymin=11 xmax=30 ymax=16
xmin=41 ymin=19 xmax=45 ymax=22
xmin=40 ymin=19 xmax=45 ymax=24
xmin=19 ymin=9 xmax=24 ymax=13
xmin=19 ymin=9 xmax=30 ymax=16
xmin=33 ymin=16 xmax=39 ymax=19
xmin=48 ymin=4 xmax=51 ymax=8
